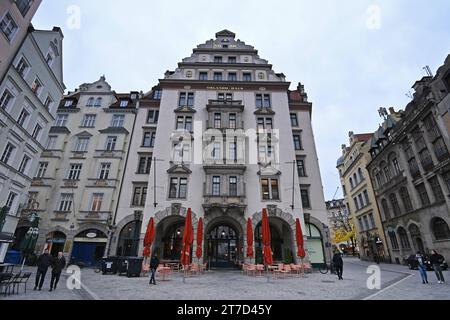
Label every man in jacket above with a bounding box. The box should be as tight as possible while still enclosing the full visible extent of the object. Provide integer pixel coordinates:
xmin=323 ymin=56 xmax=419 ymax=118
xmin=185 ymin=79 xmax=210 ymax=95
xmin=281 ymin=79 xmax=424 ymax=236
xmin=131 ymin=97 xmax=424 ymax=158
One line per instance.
xmin=430 ymin=250 xmax=445 ymax=284
xmin=34 ymin=249 xmax=53 ymax=291
xmin=149 ymin=254 xmax=160 ymax=285
xmin=50 ymin=252 xmax=66 ymax=291
xmin=332 ymin=250 xmax=344 ymax=280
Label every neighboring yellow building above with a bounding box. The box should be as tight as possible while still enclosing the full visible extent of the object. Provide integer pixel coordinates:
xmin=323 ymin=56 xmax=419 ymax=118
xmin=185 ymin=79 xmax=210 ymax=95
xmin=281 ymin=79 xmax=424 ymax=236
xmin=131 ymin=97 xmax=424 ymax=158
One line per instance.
xmin=337 ymin=132 xmax=388 ymax=262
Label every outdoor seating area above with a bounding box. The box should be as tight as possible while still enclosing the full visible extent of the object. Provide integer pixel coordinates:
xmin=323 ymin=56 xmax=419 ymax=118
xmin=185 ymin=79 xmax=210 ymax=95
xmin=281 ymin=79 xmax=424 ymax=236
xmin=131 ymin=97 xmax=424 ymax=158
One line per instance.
xmin=242 ymin=263 xmax=313 ymax=278
xmin=0 ymin=265 xmax=32 ymax=297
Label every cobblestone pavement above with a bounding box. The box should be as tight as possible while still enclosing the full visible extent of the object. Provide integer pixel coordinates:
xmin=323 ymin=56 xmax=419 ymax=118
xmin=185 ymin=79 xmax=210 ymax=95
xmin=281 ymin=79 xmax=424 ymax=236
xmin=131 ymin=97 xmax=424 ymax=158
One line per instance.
xmin=1 ymin=258 xmax=449 ymax=300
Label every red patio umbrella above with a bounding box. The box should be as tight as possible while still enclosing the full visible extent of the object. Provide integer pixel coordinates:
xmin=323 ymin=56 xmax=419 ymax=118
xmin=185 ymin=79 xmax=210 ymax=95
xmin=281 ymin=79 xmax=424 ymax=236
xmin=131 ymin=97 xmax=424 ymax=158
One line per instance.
xmin=296 ymin=218 xmax=306 ymax=259
xmin=143 ymin=217 xmax=155 ymax=257
xmin=196 ymin=218 xmax=203 ymax=259
xmin=261 ymin=208 xmax=273 ymax=266
xmin=181 ymin=208 xmax=194 ymax=266
xmin=246 ymin=218 xmax=254 ymax=258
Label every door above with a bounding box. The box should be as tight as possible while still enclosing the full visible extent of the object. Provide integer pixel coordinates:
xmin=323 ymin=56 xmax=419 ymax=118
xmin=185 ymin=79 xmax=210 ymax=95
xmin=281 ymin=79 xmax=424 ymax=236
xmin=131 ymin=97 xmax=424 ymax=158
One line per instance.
xmin=71 ymin=242 xmax=97 ymax=267
xmin=209 ymin=239 xmax=238 ymax=268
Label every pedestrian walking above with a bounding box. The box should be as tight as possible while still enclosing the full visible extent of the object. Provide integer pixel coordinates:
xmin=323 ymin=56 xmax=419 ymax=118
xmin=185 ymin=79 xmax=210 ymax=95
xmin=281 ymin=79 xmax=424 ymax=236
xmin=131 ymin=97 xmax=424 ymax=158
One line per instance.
xmin=50 ymin=252 xmax=66 ymax=291
xmin=149 ymin=254 xmax=159 ymax=285
xmin=430 ymin=250 xmax=445 ymax=284
xmin=332 ymin=250 xmax=344 ymax=280
xmin=34 ymin=249 xmax=53 ymax=291
xmin=415 ymin=251 xmax=428 ymax=284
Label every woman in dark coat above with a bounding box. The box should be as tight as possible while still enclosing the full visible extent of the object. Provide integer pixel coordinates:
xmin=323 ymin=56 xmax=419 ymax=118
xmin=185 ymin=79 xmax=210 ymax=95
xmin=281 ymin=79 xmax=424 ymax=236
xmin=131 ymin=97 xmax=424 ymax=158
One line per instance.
xmin=50 ymin=252 xmax=66 ymax=291
xmin=332 ymin=250 xmax=344 ymax=280
xmin=429 ymin=250 xmax=445 ymax=284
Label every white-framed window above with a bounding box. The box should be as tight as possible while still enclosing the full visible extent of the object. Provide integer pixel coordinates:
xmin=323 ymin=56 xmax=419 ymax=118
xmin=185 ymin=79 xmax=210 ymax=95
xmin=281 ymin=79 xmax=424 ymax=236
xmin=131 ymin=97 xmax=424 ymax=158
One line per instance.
xmin=0 ymin=12 xmax=18 ymax=42
xmin=44 ymin=95 xmax=54 ymax=110
xmin=146 ymin=110 xmax=159 ymax=124
xmin=82 ymin=114 xmax=96 ymax=127
xmin=169 ymin=177 xmax=188 ymax=199
xmin=105 ymin=136 xmax=117 ymax=151
xmin=256 ymin=94 xmax=271 ymax=108
xmin=67 ymin=164 xmax=82 ymax=180
xmin=45 ymin=51 xmax=54 ymax=67
xmin=94 ymin=97 xmax=102 ymax=107
xmin=32 ymin=124 xmax=42 ymax=140
xmin=31 ymin=77 xmax=43 ymax=96
xmin=64 ymin=100 xmax=74 ymax=107
xmin=137 ymin=155 xmax=152 ymax=174
xmin=16 ymin=0 xmax=34 ymax=17
xmin=54 ymin=114 xmax=68 ymax=127
xmin=1 ymin=142 xmax=16 ymax=165
xmin=212 ymin=176 xmax=221 ymax=196
xmin=16 ymin=57 xmax=30 ymax=78
xmin=18 ymin=155 xmax=31 ymax=174
xmin=0 ymin=88 xmax=14 ymax=110
xmin=111 ymin=114 xmax=125 ymax=127
xmin=261 ymin=178 xmax=280 ymax=200
xmin=132 ymin=185 xmax=147 ymax=206
xmin=74 ymin=137 xmax=90 ymax=152
xmin=86 ymin=97 xmax=95 ymax=107
xmin=58 ymin=193 xmax=73 ymax=212
xmin=45 ymin=136 xmax=57 ymax=150
xmin=142 ymin=131 xmax=156 ymax=147
xmin=5 ymin=192 xmax=18 ymax=213
xmin=17 ymin=108 xmax=30 ymax=127
xmin=98 ymin=163 xmax=111 ymax=180
xmin=120 ymin=100 xmax=128 ymax=107
xmin=35 ymin=162 xmax=48 ymax=178
xmin=90 ymin=193 xmax=104 ymax=212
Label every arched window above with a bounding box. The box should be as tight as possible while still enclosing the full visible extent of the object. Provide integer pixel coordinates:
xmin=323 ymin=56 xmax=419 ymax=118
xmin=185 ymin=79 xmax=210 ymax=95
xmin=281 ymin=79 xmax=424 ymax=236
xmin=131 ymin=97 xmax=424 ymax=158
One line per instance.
xmin=397 ymin=227 xmax=410 ymax=249
xmin=117 ymin=220 xmax=142 ymax=257
xmin=86 ymin=97 xmax=94 ymax=107
xmin=95 ymin=97 xmax=102 ymax=107
xmin=358 ymin=168 xmax=364 ymax=182
xmin=389 ymin=193 xmax=401 ymax=216
xmin=353 ymin=173 xmax=358 ymax=185
xmin=400 ymin=187 xmax=414 ymax=212
xmin=349 ymin=177 xmax=354 ymax=189
xmin=432 ymin=218 xmax=450 ymax=240
xmin=381 ymin=199 xmax=390 ymax=220
xmin=388 ymin=231 xmax=399 ymax=250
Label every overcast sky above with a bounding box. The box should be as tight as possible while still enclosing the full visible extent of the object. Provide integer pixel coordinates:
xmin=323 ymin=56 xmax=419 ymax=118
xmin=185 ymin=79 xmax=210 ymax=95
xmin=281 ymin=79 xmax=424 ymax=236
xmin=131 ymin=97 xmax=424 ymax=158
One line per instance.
xmin=32 ymin=0 xmax=450 ymax=200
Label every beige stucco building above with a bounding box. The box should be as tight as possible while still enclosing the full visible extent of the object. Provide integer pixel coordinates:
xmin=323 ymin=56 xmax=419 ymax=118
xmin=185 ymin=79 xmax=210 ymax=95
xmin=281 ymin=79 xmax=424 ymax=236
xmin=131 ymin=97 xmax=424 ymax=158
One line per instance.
xmin=337 ymin=132 xmax=387 ymax=262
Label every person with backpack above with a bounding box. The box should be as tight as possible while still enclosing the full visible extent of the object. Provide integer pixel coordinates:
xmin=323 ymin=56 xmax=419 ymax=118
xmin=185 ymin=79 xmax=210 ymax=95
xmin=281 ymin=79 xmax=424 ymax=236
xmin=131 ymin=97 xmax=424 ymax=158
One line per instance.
xmin=430 ymin=250 xmax=445 ymax=284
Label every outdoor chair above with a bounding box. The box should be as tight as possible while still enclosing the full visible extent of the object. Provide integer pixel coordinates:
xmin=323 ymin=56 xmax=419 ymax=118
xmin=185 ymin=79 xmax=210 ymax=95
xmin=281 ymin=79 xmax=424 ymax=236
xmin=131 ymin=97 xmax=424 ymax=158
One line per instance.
xmin=246 ymin=264 xmax=257 ymax=276
xmin=302 ymin=262 xmax=313 ymax=273
xmin=255 ymin=264 xmax=265 ymax=276
xmin=0 ymin=273 xmax=14 ymax=296
xmin=1 ymin=273 xmax=20 ymax=296
xmin=272 ymin=264 xmax=285 ymax=279
xmin=283 ymin=264 xmax=293 ymax=277
xmin=11 ymin=272 xmax=31 ymax=294
xmin=242 ymin=263 xmax=248 ymax=275
xmin=190 ymin=263 xmax=200 ymax=276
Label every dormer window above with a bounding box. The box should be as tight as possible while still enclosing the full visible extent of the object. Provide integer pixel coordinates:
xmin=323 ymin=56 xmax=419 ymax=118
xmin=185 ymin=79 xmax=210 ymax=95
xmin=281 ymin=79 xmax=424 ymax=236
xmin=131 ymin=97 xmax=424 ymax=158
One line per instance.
xmin=64 ymin=100 xmax=73 ymax=107
xmin=120 ymin=100 xmax=129 ymax=107
xmin=94 ymin=97 xmax=102 ymax=107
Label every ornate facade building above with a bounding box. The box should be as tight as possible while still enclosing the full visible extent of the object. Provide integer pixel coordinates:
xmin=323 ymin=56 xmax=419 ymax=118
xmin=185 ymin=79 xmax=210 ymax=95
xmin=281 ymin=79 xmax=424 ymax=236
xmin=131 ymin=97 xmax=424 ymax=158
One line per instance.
xmin=337 ymin=132 xmax=387 ymax=262
xmin=367 ymin=55 xmax=450 ymax=264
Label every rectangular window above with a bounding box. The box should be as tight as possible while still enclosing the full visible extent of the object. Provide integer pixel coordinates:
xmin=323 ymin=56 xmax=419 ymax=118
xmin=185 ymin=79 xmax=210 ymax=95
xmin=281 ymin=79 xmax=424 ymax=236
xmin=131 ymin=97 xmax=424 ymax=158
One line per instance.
xmin=228 ymin=57 xmax=236 ymax=63
xmin=214 ymin=56 xmax=222 ymax=63
xmin=45 ymin=52 xmax=54 ymax=67
xmin=31 ymin=78 xmax=43 ymax=96
xmin=429 ymin=176 xmax=445 ymax=203
xmin=36 ymin=162 xmax=48 ymax=178
xmin=153 ymin=90 xmax=162 ymax=100
xmin=297 ymin=159 xmax=306 ymax=177
xmin=212 ymin=142 xmax=221 ymax=160
xmin=358 ymin=194 xmax=365 ymax=208
xmin=5 ymin=192 xmax=17 ymax=213
xmin=214 ymin=113 xmax=221 ymax=129
xmin=120 ymin=100 xmax=129 ymax=107
xmin=142 ymin=132 xmax=156 ymax=147
xmin=55 ymin=114 xmax=68 ymax=127
xmin=105 ymin=136 xmax=117 ymax=151
xmin=290 ymin=113 xmax=299 ymax=127
xmin=0 ymin=13 xmax=18 ymax=41
xmin=17 ymin=109 xmax=30 ymax=127
xmin=443 ymin=171 xmax=450 ymax=193
xmin=98 ymin=163 xmax=111 ymax=180
xmin=354 ymin=197 xmax=359 ymax=210
xmin=178 ymin=92 xmax=186 ymax=106
xmin=1 ymin=143 xmax=15 ymax=164
xmin=265 ymin=118 xmax=273 ymax=130
xmin=261 ymin=179 xmax=270 ymax=200
xmin=45 ymin=136 xmax=57 ymax=150
xmin=132 ymin=186 xmax=147 ymax=206
xmin=32 ymin=124 xmax=42 ymax=139
xmin=293 ymin=135 xmax=302 ymax=150
xmin=16 ymin=0 xmax=34 ymax=17
xmin=271 ymin=179 xmax=279 ymax=200
xmin=74 ymin=137 xmax=90 ymax=152
xmin=228 ymin=72 xmax=237 ymax=81
xmin=67 ymin=164 xmax=82 ymax=180
xmin=0 ymin=89 xmax=13 ymax=110
xmin=301 ymin=189 xmax=310 ymax=208
xmin=111 ymin=114 xmax=125 ymax=127
xmin=146 ymin=110 xmax=159 ymax=124
xmin=212 ymin=176 xmax=221 ymax=196
xmin=229 ymin=176 xmax=237 ymax=196
xmin=64 ymin=100 xmax=74 ymax=107
xmin=229 ymin=142 xmax=237 ymax=161
xmin=91 ymin=193 xmax=104 ymax=212
xmin=82 ymin=114 xmax=96 ymax=127
xmin=229 ymin=113 xmax=236 ymax=129
xmin=137 ymin=156 xmax=152 ymax=174
xmin=260 ymin=178 xmax=280 ymax=201
xmin=243 ymin=73 xmax=252 ymax=81
xmin=213 ymin=72 xmax=223 ymax=81
xmin=199 ymin=72 xmax=208 ymax=81
xmin=363 ymin=216 xmax=370 ymax=230
xmin=44 ymin=95 xmax=54 ymax=110
xmin=416 ymin=183 xmax=430 ymax=207
xmin=169 ymin=177 xmax=187 ymax=199
xmin=358 ymin=218 xmax=364 ymax=231
xmin=58 ymin=194 xmax=73 ymax=212
xmin=18 ymin=155 xmax=31 ymax=174
xmin=369 ymin=213 xmax=375 ymax=229
xmin=16 ymin=57 xmax=29 ymax=78
xmin=433 ymin=137 xmax=449 ymax=161
xmin=363 ymin=190 xmax=370 ymax=205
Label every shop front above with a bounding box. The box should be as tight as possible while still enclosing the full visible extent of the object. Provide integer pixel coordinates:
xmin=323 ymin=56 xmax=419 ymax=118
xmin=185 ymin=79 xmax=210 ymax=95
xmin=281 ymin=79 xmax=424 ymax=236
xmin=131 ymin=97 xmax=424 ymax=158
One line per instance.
xmin=70 ymin=229 xmax=107 ymax=267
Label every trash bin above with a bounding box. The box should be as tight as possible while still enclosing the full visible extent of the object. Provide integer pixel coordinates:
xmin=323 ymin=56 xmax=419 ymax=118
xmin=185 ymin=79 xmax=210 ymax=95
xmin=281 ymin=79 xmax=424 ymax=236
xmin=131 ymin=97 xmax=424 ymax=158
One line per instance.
xmin=117 ymin=257 xmax=128 ymax=275
xmin=102 ymin=256 xmax=118 ymax=275
xmin=126 ymin=257 xmax=144 ymax=278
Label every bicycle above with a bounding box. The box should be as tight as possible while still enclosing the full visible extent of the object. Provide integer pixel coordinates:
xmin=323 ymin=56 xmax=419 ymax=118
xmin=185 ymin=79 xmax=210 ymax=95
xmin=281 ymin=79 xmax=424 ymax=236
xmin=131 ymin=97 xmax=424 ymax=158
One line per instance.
xmin=319 ymin=262 xmax=335 ymax=274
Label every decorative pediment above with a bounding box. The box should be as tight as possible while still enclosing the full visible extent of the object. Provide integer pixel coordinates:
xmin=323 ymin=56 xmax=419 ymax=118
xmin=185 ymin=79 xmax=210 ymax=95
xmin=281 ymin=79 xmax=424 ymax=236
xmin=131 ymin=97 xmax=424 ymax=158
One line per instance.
xmin=167 ymin=164 xmax=192 ymax=174
xmin=257 ymin=164 xmax=281 ymax=176
xmin=99 ymin=127 xmax=129 ymax=135
xmin=49 ymin=126 xmax=71 ymax=134
xmin=74 ymin=130 xmax=93 ymax=137
xmin=254 ymin=108 xmax=275 ymax=115
xmin=174 ymin=106 xmax=196 ymax=113
xmin=216 ymin=29 xmax=236 ymax=38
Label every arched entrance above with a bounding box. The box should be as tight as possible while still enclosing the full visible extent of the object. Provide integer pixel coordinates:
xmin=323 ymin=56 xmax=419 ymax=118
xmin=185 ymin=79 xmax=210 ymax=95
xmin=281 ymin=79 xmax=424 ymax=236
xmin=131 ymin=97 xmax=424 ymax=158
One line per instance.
xmin=207 ymin=224 xmax=240 ymax=268
xmin=46 ymin=231 xmax=67 ymax=257
xmin=154 ymin=215 xmax=186 ymax=261
xmin=71 ymin=229 xmax=107 ymax=267
xmin=117 ymin=220 xmax=142 ymax=257
xmin=409 ymin=224 xmax=425 ymax=253
xmin=254 ymin=217 xmax=294 ymax=264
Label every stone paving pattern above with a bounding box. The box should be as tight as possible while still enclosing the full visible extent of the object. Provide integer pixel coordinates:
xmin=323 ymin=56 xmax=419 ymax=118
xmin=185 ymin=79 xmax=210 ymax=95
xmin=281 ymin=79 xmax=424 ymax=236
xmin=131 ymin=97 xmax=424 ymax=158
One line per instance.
xmin=1 ymin=258 xmax=449 ymax=300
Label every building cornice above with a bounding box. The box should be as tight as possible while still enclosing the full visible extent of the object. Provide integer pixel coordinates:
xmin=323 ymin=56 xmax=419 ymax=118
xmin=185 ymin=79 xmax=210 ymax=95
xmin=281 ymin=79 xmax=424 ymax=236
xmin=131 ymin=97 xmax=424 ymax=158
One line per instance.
xmin=158 ymin=79 xmax=291 ymax=91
